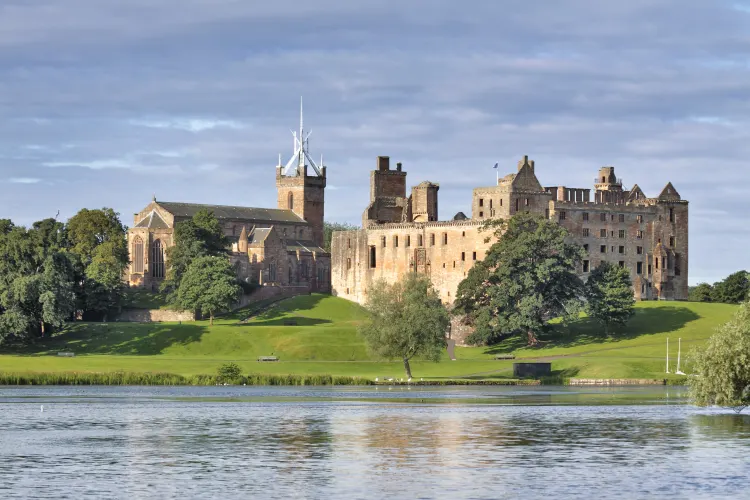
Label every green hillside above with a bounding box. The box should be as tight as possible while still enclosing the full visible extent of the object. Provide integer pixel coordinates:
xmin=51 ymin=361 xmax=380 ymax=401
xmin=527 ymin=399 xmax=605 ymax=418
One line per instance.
xmin=0 ymin=294 xmax=739 ymax=381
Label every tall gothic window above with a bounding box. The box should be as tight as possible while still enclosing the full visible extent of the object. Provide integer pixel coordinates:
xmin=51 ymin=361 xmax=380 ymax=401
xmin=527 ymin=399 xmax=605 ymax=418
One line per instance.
xmin=133 ymin=237 xmax=144 ymax=273
xmin=151 ymin=240 xmax=165 ymax=278
xmin=288 ymin=192 xmax=294 ymax=210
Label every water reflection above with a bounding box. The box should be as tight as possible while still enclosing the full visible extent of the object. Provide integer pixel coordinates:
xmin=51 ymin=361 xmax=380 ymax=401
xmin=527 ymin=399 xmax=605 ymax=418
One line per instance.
xmin=0 ymin=387 xmax=748 ymax=500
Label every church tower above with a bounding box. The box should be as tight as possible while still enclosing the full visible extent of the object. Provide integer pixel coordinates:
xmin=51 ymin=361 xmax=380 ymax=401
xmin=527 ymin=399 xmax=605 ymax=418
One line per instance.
xmin=276 ymin=98 xmax=326 ymax=247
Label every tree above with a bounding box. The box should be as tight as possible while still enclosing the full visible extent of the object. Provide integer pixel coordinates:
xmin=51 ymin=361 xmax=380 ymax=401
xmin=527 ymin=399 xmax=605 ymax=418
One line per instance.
xmin=711 ymin=271 xmax=749 ymax=304
xmin=690 ymin=301 xmax=750 ymax=413
xmin=176 ymin=256 xmax=241 ymax=325
xmin=359 ymin=273 xmax=449 ymax=379
xmin=323 ymin=222 xmax=358 ymax=252
xmin=584 ymin=262 xmax=635 ymax=334
xmin=0 ymin=219 xmax=76 ymax=342
xmin=454 ymin=213 xmax=584 ymax=346
xmin=217 ymin=362 xmax=242 ymax=383
xmin=162 ymin=209 xmax=229 ymax=302
xmin=689 ymin=283 xmax=714 ymax=303
xmin=66 ymin=208 xmax=129 ymax=319
xmin=66 ymin=208 xmax=126 ymax=262
xmin=0 ymin=250 xmax=76 ymax=339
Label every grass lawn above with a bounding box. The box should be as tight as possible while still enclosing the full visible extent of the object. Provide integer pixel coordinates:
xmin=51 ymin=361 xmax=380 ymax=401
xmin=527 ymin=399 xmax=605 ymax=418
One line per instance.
xmin=121 ymin=288 xmax=170 ymax=310
xmin=0 ymin=294 xmax=739 ymax=382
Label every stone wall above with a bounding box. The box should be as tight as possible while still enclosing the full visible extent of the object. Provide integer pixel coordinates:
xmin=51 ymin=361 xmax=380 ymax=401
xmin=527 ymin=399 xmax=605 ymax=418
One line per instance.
xmin=334 ymin=157 xmax=689 ymax=312
xmin=118 ymin=285 xmax=313 ymax=323
xmin=331 ymin=220 xmax=494 ymax=305
xmin=118 ymin=309 xmax=196 ymax=323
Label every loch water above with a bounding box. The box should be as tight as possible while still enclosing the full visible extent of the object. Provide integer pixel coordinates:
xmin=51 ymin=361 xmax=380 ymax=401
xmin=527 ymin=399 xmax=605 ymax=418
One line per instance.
xmin=1 ymin=386 xmax=748 ymax=499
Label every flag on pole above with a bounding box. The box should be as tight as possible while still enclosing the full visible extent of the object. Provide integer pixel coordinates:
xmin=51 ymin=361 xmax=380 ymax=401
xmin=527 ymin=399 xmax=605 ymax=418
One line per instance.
xmin=493 ymin=162 xmax=498 ymax=169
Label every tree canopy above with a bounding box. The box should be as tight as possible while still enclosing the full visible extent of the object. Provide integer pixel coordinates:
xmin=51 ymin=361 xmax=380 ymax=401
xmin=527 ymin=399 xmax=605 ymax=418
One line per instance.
xmin=162 ymin=209 xmax=229 ymax=302
xmin=359 ymin=273 xmax=449 ymax=378
xmin=584 ymin=261 xmax=635 ymax=334
xmin=711 ymin=271 xmax=749 ymax=304
xmin=176 ymin=256 xmax=242 ymax=325
xmin=66 ymin=208 xmax=129 ymax=320
xmin=688 ymin=272 xmax=750 ymax=305
xmin=0 ymin=219 xmax=76 ymax=341
xmin=690 ymin=301 xmax=750 ymax=413
xmin=689 ymin=283 xmax=714 ymax=303
xmin=0 ymin=209 xmax=129 ymax=343
xmin=454 ymin=212 xmax=584 ymax=346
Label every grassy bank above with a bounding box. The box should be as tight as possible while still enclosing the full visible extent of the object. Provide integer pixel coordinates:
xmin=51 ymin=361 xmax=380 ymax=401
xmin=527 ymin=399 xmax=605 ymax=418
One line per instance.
xmin=0 ymin=294 xmax=739 ymax=383
xmin=0 ymin=371 xmax=373 ymax=386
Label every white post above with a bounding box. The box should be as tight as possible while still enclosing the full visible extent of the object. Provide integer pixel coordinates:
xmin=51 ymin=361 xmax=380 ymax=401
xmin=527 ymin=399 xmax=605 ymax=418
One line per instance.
xmin=676 ymin=338 xmax=684 ymax=375
xmin=665 ymin=337 xmax=670 ymax=374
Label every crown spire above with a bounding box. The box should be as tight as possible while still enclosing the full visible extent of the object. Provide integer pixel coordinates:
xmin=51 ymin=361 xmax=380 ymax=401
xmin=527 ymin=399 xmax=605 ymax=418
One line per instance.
xmin=279 ymin=97 xmax=323 ymax=177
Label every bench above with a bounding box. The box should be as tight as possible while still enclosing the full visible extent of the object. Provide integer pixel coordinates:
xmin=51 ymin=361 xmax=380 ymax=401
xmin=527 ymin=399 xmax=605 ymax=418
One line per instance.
xmin=257 ymin=356 xmax=279 ymax=362
xmin=494 ymin=354 xmax=516 ymax=360
xmin=57 ymin=352 xmax=75 ymax=357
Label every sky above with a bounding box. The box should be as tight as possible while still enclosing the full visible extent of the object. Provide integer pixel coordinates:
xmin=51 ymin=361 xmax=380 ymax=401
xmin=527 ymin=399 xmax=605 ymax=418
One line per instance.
xmin=1 ymin=0 xmax=749 ymax=285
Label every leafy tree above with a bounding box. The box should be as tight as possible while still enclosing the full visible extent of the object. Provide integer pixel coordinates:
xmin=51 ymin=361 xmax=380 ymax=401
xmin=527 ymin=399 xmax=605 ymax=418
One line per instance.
xmin=690 ymin=301 xmax=750 ymax=413
xmin=217 ymin=362 xmax=242 ymax=383
xmin=0 ymin=219 xmax=13 ymax=235
xmin=359 ymin=273 xmax=449 ymax=379
xmin=584 ymin=262 xmax=635 ymax=334
xmin=67 ymin=208 xmax=126 ymax=262
xmin=689 ymin=283 xmax=714 ymax=303
xmin=66 ymin=208 xmax=129 ymax=319
xmin=323 ymin=222 xmax=358 ymax=252
xmin=454 ymin=213 xmax=584 ymax=346
xmin=84 ymin=240 xmax=129 ymax=320
xmin=162 ymin=209 xmax=229 ymax=302
xmin=176 ymin=256 xmax=241 ymax=325
xmin=0 ymin=218 xmax=78 ymax=342
xmin=711 ymin=271 xmax=749 ymax=304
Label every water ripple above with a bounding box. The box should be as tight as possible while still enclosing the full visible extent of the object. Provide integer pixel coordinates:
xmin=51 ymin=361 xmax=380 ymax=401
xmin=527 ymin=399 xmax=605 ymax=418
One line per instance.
xmin=0 ymin=386 xmax=748 ymax=499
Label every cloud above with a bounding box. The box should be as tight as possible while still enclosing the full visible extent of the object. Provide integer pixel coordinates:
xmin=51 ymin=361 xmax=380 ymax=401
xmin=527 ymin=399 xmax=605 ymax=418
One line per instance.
xmin=8 ymin=177 xmax=41 ymax=184
xmin=0 ymin=0 xmax=748 ymax=283
xmin=129 ymin=118 xmax=245 ymax=132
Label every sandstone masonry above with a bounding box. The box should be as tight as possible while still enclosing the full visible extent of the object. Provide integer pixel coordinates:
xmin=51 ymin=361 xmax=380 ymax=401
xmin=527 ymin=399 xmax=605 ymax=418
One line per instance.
xmin=332 ymin=155 xmax=689 ymax=312
xmin=126 ymin=133 xmax=330 ymax=294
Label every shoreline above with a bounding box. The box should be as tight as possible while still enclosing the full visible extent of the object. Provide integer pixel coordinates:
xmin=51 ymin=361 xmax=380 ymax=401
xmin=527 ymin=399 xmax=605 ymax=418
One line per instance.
xmin=0 ymin=371 xmax=688 ymax=387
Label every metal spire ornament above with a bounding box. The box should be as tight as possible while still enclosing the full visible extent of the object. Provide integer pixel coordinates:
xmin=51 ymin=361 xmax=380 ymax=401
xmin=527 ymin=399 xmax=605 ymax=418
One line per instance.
xmin=280 ymin=97 xmax=323 ymax=177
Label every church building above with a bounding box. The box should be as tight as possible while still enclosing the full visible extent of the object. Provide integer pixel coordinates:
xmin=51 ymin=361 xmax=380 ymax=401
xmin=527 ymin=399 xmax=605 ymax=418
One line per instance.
xmin=126 ymin=102 xmax=330 ymax=293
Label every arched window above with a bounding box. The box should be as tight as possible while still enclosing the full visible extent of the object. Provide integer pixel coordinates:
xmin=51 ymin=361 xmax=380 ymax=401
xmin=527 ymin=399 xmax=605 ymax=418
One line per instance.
xmin=288 ymin=192 xmax=294 ymax=210
xmin=133 ymin=236 xmax=144 ymax=273
xmin=151 ymin=240 xmax=165 ymax=278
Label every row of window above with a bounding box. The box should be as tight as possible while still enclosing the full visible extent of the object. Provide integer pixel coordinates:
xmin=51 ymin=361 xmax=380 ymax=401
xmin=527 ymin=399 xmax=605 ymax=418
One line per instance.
xmin=263 ymin=262 xmax=328 ymax=284
xmin=477 ymin=197 xmax=530 ymax=217
xmin=581 ymin=229 xmax=677 ymax=246
xmin=374 ymin=232 xmax=458 ymax=249
xmin=135 ymin=238 xmax=324 ymax=283
xmin=562 ymin=209 xmax=679 ymax=224
xmin=582 ymin=255 xmax=681 ymax=276
xmin=560 ymin=211 xmax=647 ymax=224
xmin=362 ymin=248 xmax=479 ymax=269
